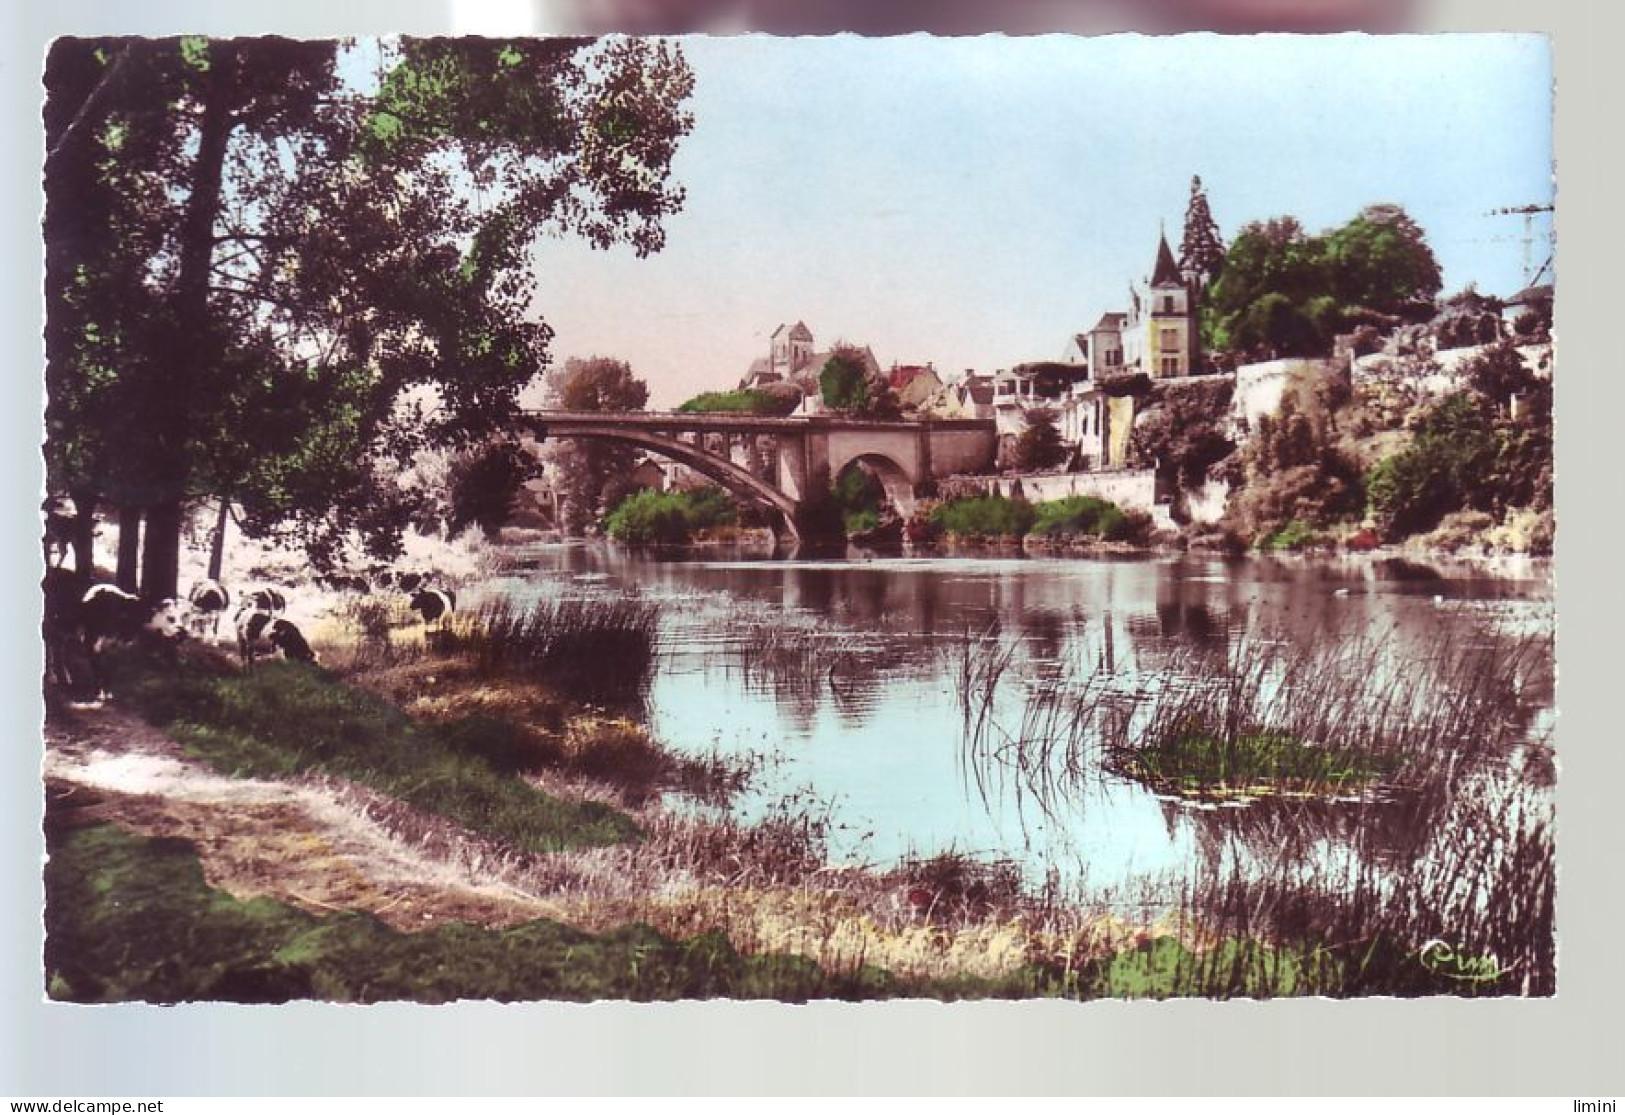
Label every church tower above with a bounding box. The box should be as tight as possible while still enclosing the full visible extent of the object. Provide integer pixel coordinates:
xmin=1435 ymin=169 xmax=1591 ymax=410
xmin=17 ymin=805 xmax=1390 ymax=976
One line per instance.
xmin=1145 ymin=232 xmax=1197 ymax=378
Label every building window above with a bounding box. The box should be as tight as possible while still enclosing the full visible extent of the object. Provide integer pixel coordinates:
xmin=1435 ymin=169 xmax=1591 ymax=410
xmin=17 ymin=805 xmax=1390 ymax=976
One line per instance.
xmin=1162 ymin=295 xmax=1175 ymax=313
xmin=1160 ymin=328 xmax=1179 ymax=352
xmin=1161 ymin=356 xmax=1181 ymax=376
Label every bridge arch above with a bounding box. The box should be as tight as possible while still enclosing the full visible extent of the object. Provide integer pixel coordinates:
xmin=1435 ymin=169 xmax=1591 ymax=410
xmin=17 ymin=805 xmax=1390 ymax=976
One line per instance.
xmin=832 ymin=453 xmax=918 ymax=517
xmin=529 ymin=425 xmax=803 ymax=541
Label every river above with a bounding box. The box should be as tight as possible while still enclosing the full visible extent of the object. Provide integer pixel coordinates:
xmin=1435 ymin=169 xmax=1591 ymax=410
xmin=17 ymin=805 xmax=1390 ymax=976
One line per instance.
xmin=476 ymin=544 xmax=1555 ymax=908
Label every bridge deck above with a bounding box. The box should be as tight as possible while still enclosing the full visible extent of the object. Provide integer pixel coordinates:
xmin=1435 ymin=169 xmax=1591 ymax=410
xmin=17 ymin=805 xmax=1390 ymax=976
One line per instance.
xmin=520 ymin=410 xmax=993 ymax=434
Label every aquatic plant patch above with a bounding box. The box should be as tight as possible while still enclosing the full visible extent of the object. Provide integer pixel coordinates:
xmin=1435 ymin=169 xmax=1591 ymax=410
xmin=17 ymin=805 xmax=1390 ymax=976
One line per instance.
xmin=1113 ymin=729 xmax=1396 ymax=799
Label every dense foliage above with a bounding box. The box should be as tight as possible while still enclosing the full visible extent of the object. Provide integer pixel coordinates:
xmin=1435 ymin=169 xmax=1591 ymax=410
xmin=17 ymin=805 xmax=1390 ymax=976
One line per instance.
xmin=1030 ymin=495 xmax=1141 ymax=542
xmin=603 ymin=487 xmax=738 ymax=545
xmin=928 ymin=495 xmax=1036 ymax=539
xmin=831 ymin=464 xmax=886 ymax=533
xmin=1203 ymin=206 xmax=1441 ymax=360
xmin=445 ymin=438 xmax=542 ymax=540
xmin=43 ymin=36 xmax=694 ymax=591
xmin=677 ymin=386 xmax=802 ymax=416
xmin=1366 ymin=380 xmax=1552 ymax=545
xmin=927 ymin=493 xmax=1145 ymax=543
xmin=543 ymin=356 xmax=652 ymax=535
xmin=817 ymin=347 xmax=899 ymax=418
xmin=1012 ymin=409 xmax=1067 ymax=471
xmin=1221 ymin=383 xmax=1365 ymax=547
xmin=1127 ymin=379 xmax=1237 ymax=486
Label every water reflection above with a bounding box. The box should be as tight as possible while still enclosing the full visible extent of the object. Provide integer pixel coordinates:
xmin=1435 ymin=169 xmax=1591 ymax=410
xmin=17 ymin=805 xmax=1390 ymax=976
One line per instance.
xmin=481 ymin=543 xmax=1554 ymax=902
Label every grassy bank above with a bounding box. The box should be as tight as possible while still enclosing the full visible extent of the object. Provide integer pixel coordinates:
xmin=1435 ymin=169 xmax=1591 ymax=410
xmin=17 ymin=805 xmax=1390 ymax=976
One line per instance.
xmin=109 ymin=651 xmax=639 ymax=852
xmin=43 ymin=819 xmax=899 ymax=1003
xmin=45 ymin=605 xmax=1551 ymax=1001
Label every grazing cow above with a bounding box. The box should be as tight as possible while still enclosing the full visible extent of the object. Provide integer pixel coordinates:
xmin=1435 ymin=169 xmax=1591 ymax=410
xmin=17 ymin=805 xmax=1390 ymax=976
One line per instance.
xmin=187 ymin=579 xmax=231 ymax=637
xmin=242 ymin=587 xmax=287 ymax=614
xmin=42 ymin=496 xmax=77 ymax=568
xmin=235 ymin=608 xmax=319 ymax=666
xmin=44 ymin=570 xmax=187 ymax=703
xmin=409 ymin=587 xmax=456 ymax=626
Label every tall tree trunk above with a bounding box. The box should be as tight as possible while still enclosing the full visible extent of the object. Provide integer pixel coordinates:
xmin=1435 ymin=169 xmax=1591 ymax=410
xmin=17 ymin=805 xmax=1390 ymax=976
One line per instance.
xmin=140 ymin=502 xmax=183 ymax=599
xmin=69 ymin=486 xmax=99 ymax=576
xmin=141 ymin=45 xmax=235 ymax=601
xmin=207 ymin=498 xmax=230 ymax=582
xmin=116 ymin=506 xmax=141 ymax=591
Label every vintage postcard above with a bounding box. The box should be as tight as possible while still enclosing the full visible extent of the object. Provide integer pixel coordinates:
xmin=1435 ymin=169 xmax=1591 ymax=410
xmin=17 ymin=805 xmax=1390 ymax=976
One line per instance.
xmin=39 ymin=32 xmax=1554 ymax=1005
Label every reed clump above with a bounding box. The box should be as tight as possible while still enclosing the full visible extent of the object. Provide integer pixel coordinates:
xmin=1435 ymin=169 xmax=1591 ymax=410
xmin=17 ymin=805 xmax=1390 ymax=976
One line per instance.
xmin=443 ymin=596 xmax=662 ymax=705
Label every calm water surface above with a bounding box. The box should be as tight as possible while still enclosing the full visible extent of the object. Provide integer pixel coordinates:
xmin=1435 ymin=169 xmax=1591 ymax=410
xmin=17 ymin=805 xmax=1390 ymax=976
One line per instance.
xmin=479 ymin=545 xmax=1555 ymax=900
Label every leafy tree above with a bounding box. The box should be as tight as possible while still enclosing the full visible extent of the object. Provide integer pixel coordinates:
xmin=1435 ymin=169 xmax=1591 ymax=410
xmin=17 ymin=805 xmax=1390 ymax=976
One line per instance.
xmin=1127 ymin=379 xmax=1236 ymax=487
xmin=43 ymin=36 xmax=694 ymax=594
xmin=543 ymin=356 xmax=651 ymax=535
xmin=819 ymin=350 xmax=870 ymax=412
xmin=1203 ymin=206 xmax=1441 ymax=361
xmin=1013 ymin=409 xmax=1067 ymax=471
xmin=817 ymin=345 xmax=899 ymax=418
xmin=559 ymin=357 xmax=651 ymax=413
xmin=1323 ymin=204 xmax=1442 ymax=319
xmin=1178 ymin=175 xmax=1226 ymax=292
xmin=446 ymin=439 xmax=543 ymax=540
xmin=1463 ymin=341 xmax=1549 ymax=420
xmin=1366 ymin=394 xmax=1498 ymax=538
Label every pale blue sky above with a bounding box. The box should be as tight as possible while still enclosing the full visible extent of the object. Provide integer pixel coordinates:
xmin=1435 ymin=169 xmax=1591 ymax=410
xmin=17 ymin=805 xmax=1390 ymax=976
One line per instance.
xmin=527 ymin=34 xmax=1552 ymax=406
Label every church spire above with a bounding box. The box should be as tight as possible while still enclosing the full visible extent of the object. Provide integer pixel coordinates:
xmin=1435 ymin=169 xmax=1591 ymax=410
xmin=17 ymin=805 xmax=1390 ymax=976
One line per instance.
xmin=1151 ymin=232 xmax=1182 ymax=287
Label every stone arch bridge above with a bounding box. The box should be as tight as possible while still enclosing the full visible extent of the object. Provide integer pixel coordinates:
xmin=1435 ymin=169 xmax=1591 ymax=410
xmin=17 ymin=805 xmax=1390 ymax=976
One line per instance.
xmin=519 ymin=411 xmax=997 ymax=541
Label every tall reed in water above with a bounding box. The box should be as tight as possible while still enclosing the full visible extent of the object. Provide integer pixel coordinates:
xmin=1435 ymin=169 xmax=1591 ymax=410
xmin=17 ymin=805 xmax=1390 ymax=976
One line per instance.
xmin=448 ymin=597 xmax=662 ymax=705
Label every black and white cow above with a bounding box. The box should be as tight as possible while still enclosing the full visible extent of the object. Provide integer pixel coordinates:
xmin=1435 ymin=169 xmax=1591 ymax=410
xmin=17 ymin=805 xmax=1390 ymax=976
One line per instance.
xmin=242 ymin=587 xmax=288 ymax=614
xmin=409 ymin=587 xmax=456 ymax=626
xmin=44 ymin=570 xmax=187 ymax=703
xmin=234 ymin=607 xmax=319 ymax=666
xmin=186 ymin=579 xmax=231 ymax=637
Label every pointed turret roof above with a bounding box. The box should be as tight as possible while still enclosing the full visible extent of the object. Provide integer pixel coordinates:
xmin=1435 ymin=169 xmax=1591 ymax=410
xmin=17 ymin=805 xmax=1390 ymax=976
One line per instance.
xmin=1151 ymin=233 xmax=1182 ymax=287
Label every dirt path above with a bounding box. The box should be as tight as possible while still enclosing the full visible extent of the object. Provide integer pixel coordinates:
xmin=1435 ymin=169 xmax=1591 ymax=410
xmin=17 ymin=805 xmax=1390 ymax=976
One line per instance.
xmin=44 ymin=705 xmax=570 ymax=932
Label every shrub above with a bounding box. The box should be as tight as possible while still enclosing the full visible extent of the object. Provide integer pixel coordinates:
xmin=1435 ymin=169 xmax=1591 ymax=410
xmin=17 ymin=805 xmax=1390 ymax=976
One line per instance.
xmin=1366 ymin=393 xmax=1498 ymax=539
xmin=677 ymin=388 xmax=801 ymax=417
xmin=928 ymin=495 xmax=1036 ymax=539
xmin=1262 ymin=519 xmax=1320 ymax=552
xmin=603 ymin=488 xmax=738 ymax=545
xmin=1032 ymin=495 xmax=1126 ymax=539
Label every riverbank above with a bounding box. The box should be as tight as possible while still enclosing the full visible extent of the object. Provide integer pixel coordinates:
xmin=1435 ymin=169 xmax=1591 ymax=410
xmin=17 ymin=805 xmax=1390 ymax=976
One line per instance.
xmin=42 ymin=617 xmax=1173 ymax=1001
xmin=41 ymin=532 xmax=1552 ymax=1001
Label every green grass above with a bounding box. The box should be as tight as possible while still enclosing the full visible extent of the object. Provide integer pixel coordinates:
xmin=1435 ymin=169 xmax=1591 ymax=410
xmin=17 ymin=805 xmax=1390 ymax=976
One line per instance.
xmin=47 ymin=821 xmax=1412 ymax=1002
xmin=1117 ymin=729 xmax=1395 ymax=797
xmin=43 ymin=821 xmax=904 ymax=1003
xmin=113 ymin=654 xmax=640 ymax=852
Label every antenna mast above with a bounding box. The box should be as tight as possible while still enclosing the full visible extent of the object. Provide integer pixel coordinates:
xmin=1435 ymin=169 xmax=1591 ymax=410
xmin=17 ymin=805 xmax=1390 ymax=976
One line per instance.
xmin=1488 ymin=203 xmax=1555 ymax=288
